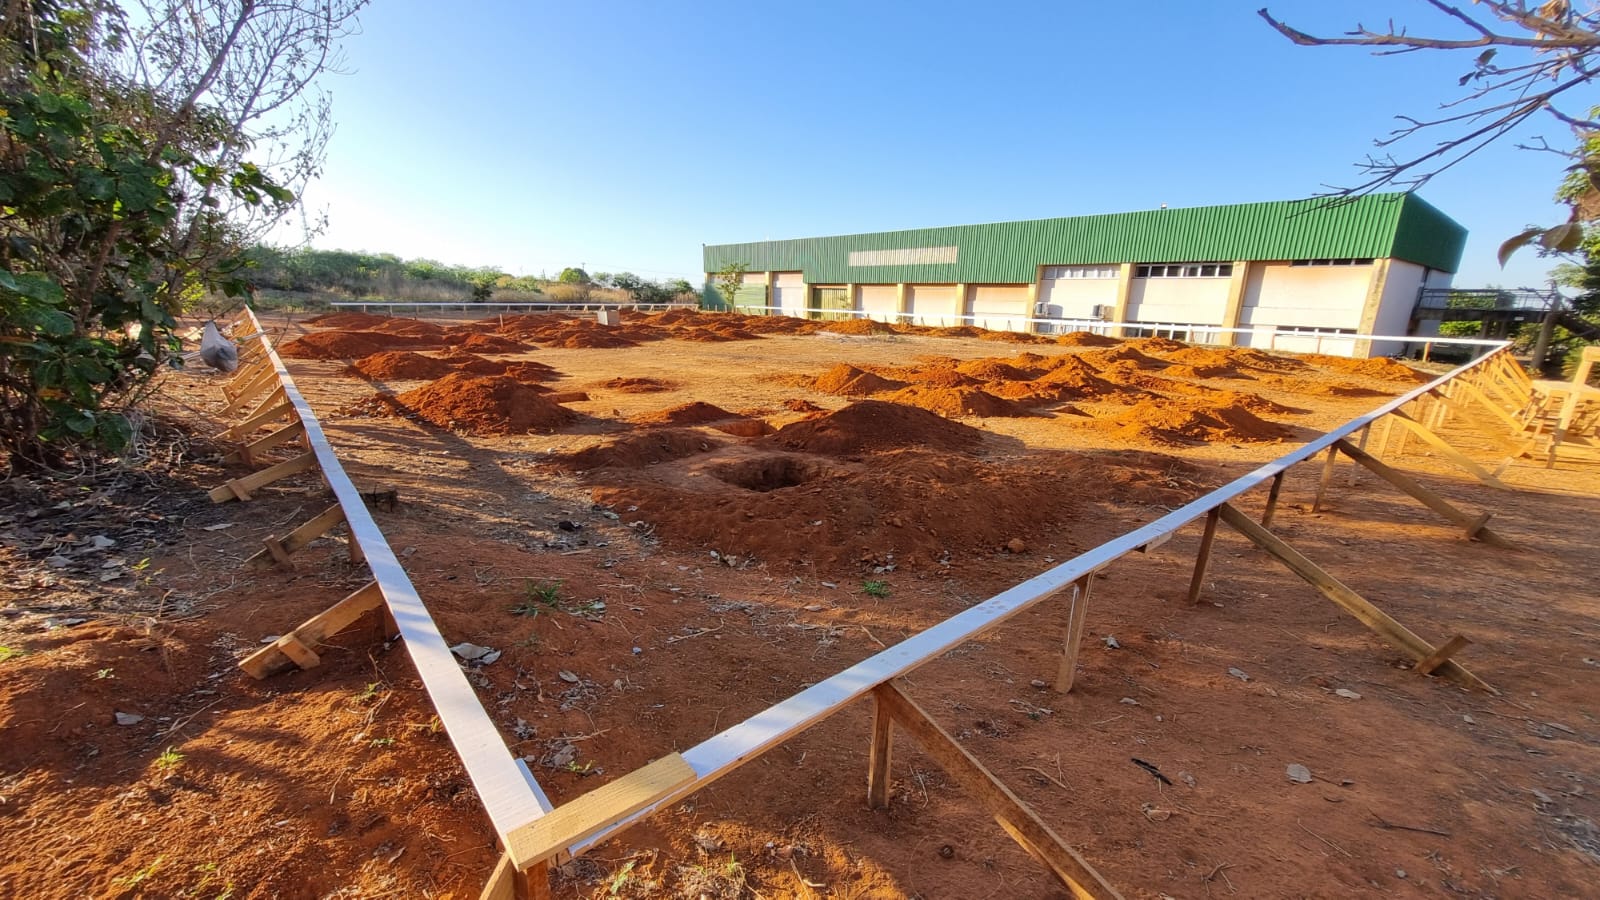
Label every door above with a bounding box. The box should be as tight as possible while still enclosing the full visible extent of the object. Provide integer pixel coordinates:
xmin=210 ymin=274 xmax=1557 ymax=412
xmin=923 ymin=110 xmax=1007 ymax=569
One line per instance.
xmin=772 ymin=272 xmax=806 ymax=317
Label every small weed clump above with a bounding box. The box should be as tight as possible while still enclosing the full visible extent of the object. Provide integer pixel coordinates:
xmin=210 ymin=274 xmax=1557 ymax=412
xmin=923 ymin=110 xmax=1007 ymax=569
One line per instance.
xmin=154 ymin=747 xmax=184 ymax=774
xmin=512 ymin=579 xmax=564 ymax=616
xmin=862 ymin=580 xmax=890 ymax=598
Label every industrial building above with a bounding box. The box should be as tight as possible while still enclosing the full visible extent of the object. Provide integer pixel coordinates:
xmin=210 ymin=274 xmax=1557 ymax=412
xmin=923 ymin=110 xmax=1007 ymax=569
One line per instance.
xmin=701 ymin=193 xmax=1466 ymax=357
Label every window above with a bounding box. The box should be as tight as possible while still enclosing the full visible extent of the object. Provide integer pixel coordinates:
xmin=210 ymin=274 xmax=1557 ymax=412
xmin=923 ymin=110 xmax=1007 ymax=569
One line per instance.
xmin=849 ymin=246 xmax=958 ymax=267
xmin=1289 ymin=258 xmax=1373 ymax=267
xmin=1043 ymin=265 xmax=1117 ymax=280
xmin=1134 ymin=263 xmax=1233 ymax=279
xmin=1275 ymin=325 xmax=1357 ymax=336
xmin=1127 ymin=322 xmax=1210 ymax=340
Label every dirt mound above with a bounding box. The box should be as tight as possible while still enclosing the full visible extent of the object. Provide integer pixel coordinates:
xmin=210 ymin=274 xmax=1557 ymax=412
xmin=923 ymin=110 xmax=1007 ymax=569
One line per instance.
xmin=1079 ymin=345 xmax=1168 ymax=370
xmin=632 ymin=401 xmax=743 ymax=426
xmin=550 ymin=429 xmax=721 ymax=471
xmin=883 ymin=386 xmax=1028 ymax=418
xmin=978 ymin=330 xmax=1053 ymax=344
xmin=279 ymin=330 xmax=433 ymax=360
xmin=303 ymin=311 xmax=390 ymax=328
xmin=762 ymin=400 xmax=987 ymax=456
xmin=1031 ymin=358 xmax=1123 ymax=398
xmin=822 ymin=318 xmax=901 ymax=335
xmin=345 ymin=351 xmax=453 ymax=381
xmin=1160 ymin=347 xmax=1254 ymax=378
xmin=1056 ymin=331 xmax=1121 ymax=347
xmin=1127 ymin=336 xmax=1189 ymax=353
xmin=450 ymin=333 xmax=531 ymax=354
xmin=1303 ymin=354 xmax=1431 ymax=383
xmin=924 ymin=325 xmax=984 ymax=338
xmin=550 ymin=330 xmax=640 ymax=349
xmin=812 ymin=364 xmax=906 ymax=396
xmin=955 ymin=359 xmax=1038 ymax=381
xmin=742 ymin=315 xmax=823 ymax=335
xmin=1089 ymin=398 xmax=1290 ymax=445
xmin=1255 ymin=374 xmax=1389 ymax=397
xmin=372 ymin=318 xmax=448 ymax=339
xmin=389 ymin=373 xmax=576 ymax=434
xmin=899 ymin=368 xmax=982 ymax=388
xmin=601 ymin=377 xmax=676 ymax=393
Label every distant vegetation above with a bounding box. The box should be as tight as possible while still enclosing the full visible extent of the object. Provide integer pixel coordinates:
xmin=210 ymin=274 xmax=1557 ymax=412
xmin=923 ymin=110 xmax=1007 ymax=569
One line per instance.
xmin=244 ymin=247 xmax=698 ymax=308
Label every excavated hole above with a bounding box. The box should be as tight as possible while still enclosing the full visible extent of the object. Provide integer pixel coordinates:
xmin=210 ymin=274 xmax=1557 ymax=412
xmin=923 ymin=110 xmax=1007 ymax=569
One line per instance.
xmin=712 ymin=456 xmax=824 ymax=493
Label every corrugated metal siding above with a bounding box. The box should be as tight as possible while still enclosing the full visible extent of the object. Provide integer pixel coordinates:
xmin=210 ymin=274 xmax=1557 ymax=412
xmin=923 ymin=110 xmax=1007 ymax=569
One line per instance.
xmin=703 ymin=193 xmax=1466 ymax=284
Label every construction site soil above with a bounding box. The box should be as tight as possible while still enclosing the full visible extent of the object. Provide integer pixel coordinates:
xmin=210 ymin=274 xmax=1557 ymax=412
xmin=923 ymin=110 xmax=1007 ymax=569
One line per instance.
xmin=2 ymin=308 xmax=1598 ymax=900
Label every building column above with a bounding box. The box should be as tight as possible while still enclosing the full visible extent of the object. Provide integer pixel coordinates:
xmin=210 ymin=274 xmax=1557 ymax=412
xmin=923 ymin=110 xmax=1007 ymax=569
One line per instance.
xmin=1217 ymin=261 xmax=1250 ymax=346
xmin=1110 ymin=263 xmax=1136 ymax=337
xmin=764 ymin=271 xmax=774 ymax=314
xmin=954 ymin=283 xmax=968 ymax=328
xmin=896 ymin=283 xmax=908 ymax=326
xmin=1026 ymin=268 xmax=1043 ymax=334
xmin=1353 ymin=258 xmax=1392 ymax=359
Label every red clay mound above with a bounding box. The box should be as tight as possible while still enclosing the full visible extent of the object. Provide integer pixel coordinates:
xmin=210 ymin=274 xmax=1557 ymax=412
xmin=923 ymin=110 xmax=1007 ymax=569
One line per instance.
xmin=884 ymin=385 xmax=1028 ymax=418
xmin=303 ymin=311 xmax=390 ymax=328
xmin=762 ymin=400 xmax=987 ymax=456
xmin=954 ymin=359 xmax=1038 ymax=381
xmin=1090 ymin=398 xmax=1289 ymax=445
xmin=345 ymin=351 xmax=454 ymax=381
xmin=782 ymin=398 xmax=824 ymax=413
xmin=450 ymin=333 xmax=531 ymax=354
xmin=1056 ymin=331 xmax=1121 ymax=347
xmin=926 ymin=325 xmax=984 ymax=338
xmin=1255 ymin=374 xmax=1389 ymax=398
xmin=898 ymin=368 xmax=983 ymax=389
xmin=741 ymin=316 xmax=823 ymax=335
xmin=1031 ymin=358 xmax=1122 ymax=398
xmin=372 ymin=318 xmax=448 ymax=339
xmin=812 ymin=364 xmax=906 ymax=396
xmin=1127 ymin=336 xmax=1189 ymax=353
xmin=632 ymin=401 xmax=742 ymax=426
xmin=602 ymin=377 xmax=676 ymax=393
xmin=821 ymin=318 xmax=900 ymax=335
xmin=673 ymin=327 xmax=741 ymax=343
xmin=391 ymin=373 xmax=575 ymax=435
xmin=1302 ymin=354 xmax=1431 ymax=383
xmin=551 ymin=330 xmax=640 ymax=349
xmin=550 ymin=429 xmax=722 ymax=471
xmin=1079 ymin=345 xmax=1168 ymax=370
xmin=978 ymin=330 xmax=1052 ymax=344
xmin=278 ymin=330 xmax=434 ymax=360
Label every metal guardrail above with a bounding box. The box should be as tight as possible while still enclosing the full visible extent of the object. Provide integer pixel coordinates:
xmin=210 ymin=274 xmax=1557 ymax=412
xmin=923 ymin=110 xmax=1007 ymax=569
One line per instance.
xmin=328 ymin=301 xmax=685 ymax=315
xmin=234 ymin=308 xmax=556 ymax=841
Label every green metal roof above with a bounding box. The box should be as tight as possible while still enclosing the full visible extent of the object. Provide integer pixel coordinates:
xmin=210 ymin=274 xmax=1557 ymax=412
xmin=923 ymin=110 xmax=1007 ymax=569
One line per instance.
xmin=703 ymin=193 xmax=1466 ymax=284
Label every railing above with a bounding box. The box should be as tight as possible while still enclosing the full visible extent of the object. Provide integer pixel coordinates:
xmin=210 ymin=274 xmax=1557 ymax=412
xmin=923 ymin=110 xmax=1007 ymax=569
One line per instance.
xmin=1415 ymin=287 xmax=1556 ymax=312
xmin=328 ymin=300 xmax=687 ymax=315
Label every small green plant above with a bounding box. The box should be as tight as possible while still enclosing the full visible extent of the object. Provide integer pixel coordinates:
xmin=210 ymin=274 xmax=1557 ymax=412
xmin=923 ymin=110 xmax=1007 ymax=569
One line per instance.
xmin=369 ymin=737 xmax=395 ymax=749
xmin=512 ymin=579 xmax=564 ymax=616
xmin=862 ymin=580 xmax=890 ymax=598
xmin=95 ymin=668 xmax=114 ymax=679
xmin=353 ymin=682 xmax=382 ymax=703
xmin=154 ymin=747 xmax=185 ymax=773
xmin=565 ymin=759 xmax=594 ymax=776
xmin=115 ymin=856 xmax=164 ymax=888
xmin=0 ymin=646 xmax=24 ymax=663
xmin=607 ymin=860 xmax=636 ymax=896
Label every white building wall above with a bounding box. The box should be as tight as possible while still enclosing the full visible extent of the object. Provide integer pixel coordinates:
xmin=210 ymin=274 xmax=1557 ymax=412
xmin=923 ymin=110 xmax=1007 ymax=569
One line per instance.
xmin=1039 ymin=278 xmax=1119 ymax=320
xmin=772 ymin=272 xmax=805 ymax=315
xmin=1370 ymin=260 xmax=1429 ymax=357
xmin=1238 ymin=263 xmax=1371 ymax=329
xmin=855 ymin=284 xmax=899 ymax=322
xmin=906 ymin=285 xmax=960 ymax=326
xmin=1126 ymin=277 xmax=1231 ymax=325
xmin=965 ymin=285 xmax=1030 ymax=331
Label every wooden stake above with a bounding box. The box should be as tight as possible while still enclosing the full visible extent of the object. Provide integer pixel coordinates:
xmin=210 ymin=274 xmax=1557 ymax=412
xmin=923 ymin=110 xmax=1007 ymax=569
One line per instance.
xmin=1187 ymin=509 xmax=1221 ymax=604
xmin=221 ymin=399 xmax=292 ymax=442
xmin=1054 ymin=575 xmax=1093 ymax=693
xmin=1333 ymin=440 xmax=1516 ymax=550
xmin=1454 ymin=379 xmax=1524 ymax=432
xmin=242 ymin=504 xmax=348 ymax=570
xmin=1261 ymin=471 xmax=1286 ymax=527
xmin=239 ymin=581 xmax=385 ymax=679
xmin=867 ymin=690 xmax=894 ymax=809
xmin=1415 ymin=635 xmax=1472 ymax=676
xmin=480 ymin=853 xmax=551 ymax=900
xmin=238 ymin=385 xmax=288 ymax=426
xmin=220 ymin=367 xmax=279 ymax=415
xmin=226 ymin=419 xmax=306 ymax=466
xmin=505 ymin=754 xmax=697 ymax=869
xmin=223 ymin=358 xmax=272 ymax=400
xmin=1347 ymin=423 xmax=1370 ymax=488
xmin=208 ymin=450 xmax=318 ymax=503
xmin=1386 ymin=412 xmax=1510 ymax=489
xmin=1215 ymin=504 xmax=1493 ymax=692
xmin=871 ymin=681 xmax=1124 ymax=899
xmin=1312 ymin=445 xmax=1340 ymax=513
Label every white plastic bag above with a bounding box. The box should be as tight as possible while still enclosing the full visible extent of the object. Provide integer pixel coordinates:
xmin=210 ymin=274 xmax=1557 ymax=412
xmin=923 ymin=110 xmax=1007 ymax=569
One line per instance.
xmin=199 ymin=321 xmax=238 ymax=372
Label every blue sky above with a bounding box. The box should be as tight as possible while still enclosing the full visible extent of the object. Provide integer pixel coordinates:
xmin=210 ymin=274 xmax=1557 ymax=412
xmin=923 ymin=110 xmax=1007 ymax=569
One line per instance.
xmin=287 ymin=0 xmax=1588 ymax=287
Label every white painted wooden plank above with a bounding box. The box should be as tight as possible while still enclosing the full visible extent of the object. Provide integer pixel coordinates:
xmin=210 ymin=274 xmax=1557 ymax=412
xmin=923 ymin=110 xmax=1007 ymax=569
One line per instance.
xmin=564 ymin=343 xmax=1512 ymax=852
xmin=242 ymin=309 xmax=550 ymax=840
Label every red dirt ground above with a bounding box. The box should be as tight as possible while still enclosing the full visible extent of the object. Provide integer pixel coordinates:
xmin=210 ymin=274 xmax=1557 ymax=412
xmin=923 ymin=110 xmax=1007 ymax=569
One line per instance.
xmin=4 ymin=310 xmax=1598 ymax=900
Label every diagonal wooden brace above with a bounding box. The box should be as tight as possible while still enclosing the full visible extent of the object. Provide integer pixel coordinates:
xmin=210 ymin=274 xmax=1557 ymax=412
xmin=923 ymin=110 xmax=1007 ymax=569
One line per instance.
xmin=871 ymin=681 xmax=1124 ymax=899
xmin=1216 ymin=504 xmax=1494 ymax=693
xmin=222 ymin=399 xmax=293 ymax=443
xmin=227 ymin=419 xmax=306 ymax=467
xmin=1454 ymin=379 xmax=1523 ymax=433
xmin=242 ymin=504 xmax=347 ymax=570
xmin=1386 ymin=411 xmax=1510 ymax=490
xmin=1333 ymin=440 xmax=1516 ymax=550
xmin=223 ymin=357 xmax=273 ymax=399
xmin=208 ymin=451 xmax=318 ymax=503
xmin=239 ymin=581 xmax=385 ymax=679
xmin=505 ymin=754 xmax=696 ymax=870
xmin=220 ymin=366 xmax=280 ymax=415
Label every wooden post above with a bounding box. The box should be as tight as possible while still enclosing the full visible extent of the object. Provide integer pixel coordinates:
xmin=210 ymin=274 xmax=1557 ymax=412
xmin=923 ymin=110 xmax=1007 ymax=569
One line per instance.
xmin=1261 ymin=471 xmax=1286 ymax=527
xmin=1333 ymin=440 xmax=1516 ymax=549
xmin=1347 ymin=424 xmax=1370 ymax=488
xmin=1386 ymin=412 xmax=1510 ymax=489
xmin=239 ymin=581 xmax=386 ymax=678
xmin=1215 ymin=505 xmax=1493 ymax=692
xmin=1312 ymin=445 xmax=1340 ymax=512
xmin=867 ymin=691 xmax=894 ymax=809
xmin=480 ymin=853 xmax=551 ymax=900
xmin=1415 ymin=634 xmax=1472 ymax=676
xmin=208 ymin=450 xmax=318 ymax=503
xmin=871 ymin=681 xmax=1124 ymax=899
xmin=1455 ymin=378 xmax=1524 ymax=432
xmin=1186 ymin=509 xmax=1220 ymax=604
xmin=1054 ymin=575 xmax=1094 ymax=693
xmin=1375 ymin=415 xmax=1395 ymax=460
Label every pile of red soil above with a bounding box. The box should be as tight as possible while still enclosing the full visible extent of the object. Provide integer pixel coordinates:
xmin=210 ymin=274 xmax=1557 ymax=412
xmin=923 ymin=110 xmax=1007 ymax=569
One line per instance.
xmin=885 ymin=385 xmax=1028 ymax=418
xmin=1127 ymin=336 xmax=1189 ymax=353
xmin=955 ymin=359 xmax=1037 ymax=381
xmin=371 ymin=318 xmax=448 ymax=339
xmin=601 ymin=377 xmax=676 ymax=393
xmin=978 ymin=330 xmax=1053 ymax=344
xmin=924 ymin=325 xmax=984 ymax=338
xmin=821 ymin=318 xmax=901 ymax=336
xmin=632 ymin=401 xmax=743 ymax=426
xmin=812 ymin=364 xmax=906 ymax=396
xmin=550 ymin=330 xmax=641 ymax=349
xmin=304 ymin=311 xmax=391 ymax=328
xmin=1079 ymin=345 xmax=1168 ymax=370
xmin=1089 ymin=398 xmax=1290 ymax=445
xmin=898 ymin=368 xmax=983 ymax=388
xmin=345 ymin=351 xmax=454 ymax=380
xmin=1303 ymin=354 xmax=1431 ymax=383
xmin=782 ymin=398 xmax=824 ymax=413
xmin=450 ymin=333 xmax=531 ymax=354
xmin=1031 ymin=358 xmax=1123 ymax=398
xmin=1056 ymin=331 xmax=1121 ymax=347
xmin=549 ymin=428 xmax=722 ymax=471
xmin=1255 ymin=375 xmax=1388 ymax=398
xmin=388 ymin=373 xmax=576 ymax=435
xmin=762 ymin=400 xmax=987 ymax=455
xmin=279 ymin=330 xmax=434 ymax=360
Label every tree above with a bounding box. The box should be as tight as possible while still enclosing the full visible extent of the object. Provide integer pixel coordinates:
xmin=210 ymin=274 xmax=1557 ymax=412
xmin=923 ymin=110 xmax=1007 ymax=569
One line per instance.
xmin=0 ymin=0 xmax=363 ymax=470
xmin=1260 ymin=2 xmax=1600 ymax=259
xmin=558 ymin=267 xmax=591 ymax=284
xmin=713 ymin=262 xmax=750 ymax=312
